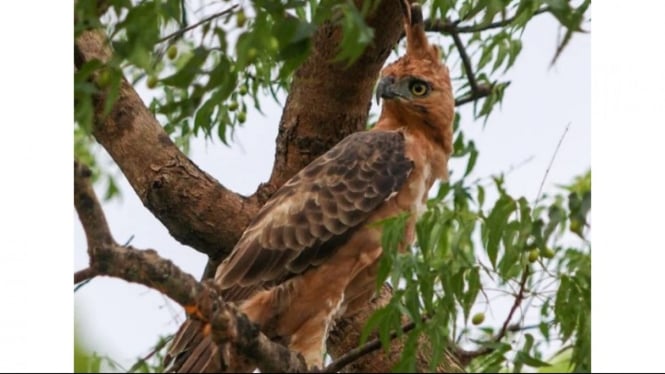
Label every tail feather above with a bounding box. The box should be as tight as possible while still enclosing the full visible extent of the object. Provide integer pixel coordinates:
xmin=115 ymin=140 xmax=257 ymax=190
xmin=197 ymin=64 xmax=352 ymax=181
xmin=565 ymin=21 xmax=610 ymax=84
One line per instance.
xmin=164 ymin=319 xmax=221 ymax=373
xmin=165 ymin=318 xmax=258 ymax=373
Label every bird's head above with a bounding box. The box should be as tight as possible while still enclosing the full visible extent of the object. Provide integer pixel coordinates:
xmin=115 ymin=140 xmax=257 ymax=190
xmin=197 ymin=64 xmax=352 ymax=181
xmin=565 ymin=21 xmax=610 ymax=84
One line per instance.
xmin=376 ymin=1 xmax=454 ymax=155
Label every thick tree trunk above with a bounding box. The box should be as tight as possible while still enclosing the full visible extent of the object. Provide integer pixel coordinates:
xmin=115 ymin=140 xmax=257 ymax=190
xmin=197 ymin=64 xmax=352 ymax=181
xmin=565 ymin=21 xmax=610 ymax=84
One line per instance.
xmin=266 ymin=1 xmax=403 ymax=189
xmin=75 ymin=30 xmax=260 ymax=260
xmin=75 ymin=0 xmax=464 ymax=371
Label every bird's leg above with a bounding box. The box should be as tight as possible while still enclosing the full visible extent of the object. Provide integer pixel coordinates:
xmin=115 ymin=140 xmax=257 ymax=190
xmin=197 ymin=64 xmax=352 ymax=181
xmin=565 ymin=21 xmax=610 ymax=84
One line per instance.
xmin=238 ymin=288 xmax=277 ymax=328
xmin=288 ymin=316 xmax=327 ymax=370
xmin=288 ymin=296 xmax=342 ymax=370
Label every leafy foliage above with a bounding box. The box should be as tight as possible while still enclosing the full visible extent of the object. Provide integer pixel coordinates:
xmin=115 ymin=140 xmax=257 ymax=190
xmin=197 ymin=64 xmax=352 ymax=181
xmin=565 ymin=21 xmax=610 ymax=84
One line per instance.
xmin=74 ymin=0 xmax=590 ymax=372
xmin=371 ymin=165 xmax=590 ymax=372
xmin=75 ymin=331 xmax=171 ymax=373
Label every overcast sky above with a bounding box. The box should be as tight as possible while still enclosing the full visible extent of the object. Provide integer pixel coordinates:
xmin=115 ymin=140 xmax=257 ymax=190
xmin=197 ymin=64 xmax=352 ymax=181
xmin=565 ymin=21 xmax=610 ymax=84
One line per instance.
xmin=74 ymin=6 xmax=590 ymax=370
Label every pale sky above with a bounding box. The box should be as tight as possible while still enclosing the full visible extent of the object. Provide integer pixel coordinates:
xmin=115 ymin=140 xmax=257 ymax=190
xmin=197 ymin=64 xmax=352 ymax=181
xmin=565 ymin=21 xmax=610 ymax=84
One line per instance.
xmin=74 ymin=7 xmax=590 ymax=371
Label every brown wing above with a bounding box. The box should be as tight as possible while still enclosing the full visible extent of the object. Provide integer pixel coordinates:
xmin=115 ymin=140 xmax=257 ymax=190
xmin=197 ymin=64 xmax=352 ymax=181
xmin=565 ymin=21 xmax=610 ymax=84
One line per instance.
xmin=215 ymin=130 xmax=413 ymax=290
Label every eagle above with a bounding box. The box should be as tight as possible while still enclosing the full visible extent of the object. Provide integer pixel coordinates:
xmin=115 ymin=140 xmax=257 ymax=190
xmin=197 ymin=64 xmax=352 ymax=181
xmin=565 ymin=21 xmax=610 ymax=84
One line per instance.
xmin=165 ymin=1 xmax=454 ymax=371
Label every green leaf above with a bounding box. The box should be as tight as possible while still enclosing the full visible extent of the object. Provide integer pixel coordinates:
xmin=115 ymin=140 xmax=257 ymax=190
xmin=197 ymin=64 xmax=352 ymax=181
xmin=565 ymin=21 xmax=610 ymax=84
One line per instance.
xmin=516 ymin=351 xmax=552 ymax=368
xmin=498 ymin=221 xmax=521 ymax=279
xmin=332 ymin=1 xmax=375 ymax=66
xmin=161 ymin=47 xmax=210 ymax=88
xmin=462 ymin=266 xmax=481 ymax=320
xmin=539 ymin=350 xmax=573 ymax=373
xmin=392 ymin=329 xmax=418 ymax=372
xmin=539 ymin=321 xmax=550 ymax=341
xmin=477 ymin=44 xmax=494 ymax=71
xmin=506 ymin=39 xmax=522 ymax=71
xmin=360 ymin=300 xmax=402 ymax=352
xmin=484 ymin=194 xmax=516 ymax=268
xmin=193 ymin=97 xmax=215 ymax=136
xmin=477 ymin=185 xmax=485 ymax=208
xmin=464 ymin=143 xmax=478 ymax=177
xmin=375 ymin=248 xmax=393 ymax=291
xmin=492 ymin=38 xmax=508 ymax=73
xmin=104 ymin=175 xmax=120 ymax=201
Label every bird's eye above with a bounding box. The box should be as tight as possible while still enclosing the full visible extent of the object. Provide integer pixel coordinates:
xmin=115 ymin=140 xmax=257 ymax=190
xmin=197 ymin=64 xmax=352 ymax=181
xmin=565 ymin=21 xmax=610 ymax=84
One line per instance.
xmin=409 ymin=81 xmax=429 ymax=96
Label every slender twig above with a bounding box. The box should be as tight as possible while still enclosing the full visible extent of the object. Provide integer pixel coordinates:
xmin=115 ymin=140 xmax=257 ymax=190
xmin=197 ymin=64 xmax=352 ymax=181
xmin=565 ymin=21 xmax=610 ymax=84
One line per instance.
xmin=425 ymin=7 xmax=550 ymax=35
xmin=157 ymin=5 xmax=238 ymax=44
xmin=74 ymin=278 xmax=93 ymax=292
xmin=455 ymin=88 xmax=492 ymax=107
xmin=456 ymin=265 xmax=531 ymax=363
xmin=123 ymin=234 xmax=135 ymax=247
xmin=450 ymin=28 xmax=478 ymax=93
xmin=323 ymin=321 xmax=417 ymax=373
xmin=497 ymin=266 xmax=530 ymax=342
xmin=128 ymin=335 xmax=174 ymax=373
xmin=467 ymin=154 xmax=535 ymax=191
xmin=427 ymin=8 xmax=550 ymax=110
xmin=534 ymin=122 xmax=571 ymax=205
xmin=428 ymin=16 xmax=495 ymax=109
xmin=519 ymin=268 xmax=549 ymax=322
xmin=74 ymin=267 xmax=98 ymax=285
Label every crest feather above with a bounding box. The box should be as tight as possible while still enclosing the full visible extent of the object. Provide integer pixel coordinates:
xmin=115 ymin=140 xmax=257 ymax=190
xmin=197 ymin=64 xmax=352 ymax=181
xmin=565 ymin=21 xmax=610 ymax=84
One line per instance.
xmin=400 ymin=1 xmax=429 ymax=58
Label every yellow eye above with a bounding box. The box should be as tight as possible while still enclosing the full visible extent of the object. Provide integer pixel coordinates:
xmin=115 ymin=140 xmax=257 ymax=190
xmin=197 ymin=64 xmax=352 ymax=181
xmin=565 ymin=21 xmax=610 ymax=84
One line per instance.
xmin=409 ymin=81 xmax=429 ymax=96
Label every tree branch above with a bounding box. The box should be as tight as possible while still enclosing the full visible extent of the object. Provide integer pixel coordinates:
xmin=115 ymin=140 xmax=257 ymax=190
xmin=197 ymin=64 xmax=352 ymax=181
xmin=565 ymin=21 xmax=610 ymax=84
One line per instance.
xmin=324 ymin=320 xmax=417 ymax=373
xmin=328 ymin=284 xmax=465 ymax=373
xmin=534 ymin=122 xmax=571 ymax=205
xmin=75 ymin=159 xmax=204 ymax=304
xmin=454 ymin=86 xmax=493 ymax=107
xmin=424 ymin=7 xmax=550 ymax=35
xmin=208 ymin=301 xmax=308 ymax=373
xmin=446 ymin=24 xmax=494 ymax=109
xmin=455 ymin=265 xmax=531 ymax=364
xmin=74 ymin=161 xmax=115 ymax=250
xmin=74 ymin=267 xmax=98 ymax=284
xmin=157 ymin=5 xmax=238 ymax=44
xmin=75 ymin=161 xmax=307 ymax=373
xmin=496 ymin=266 xmax=530 ymax=343
xmin=449 ymin=27 xmax=479 ymax=94
xmin=74 ymin=29 xmax=260 ymax=261
xmin=424 ymin=8 xmax=551 ymax=110
xmin=264 ymin=0 xmax=407 ymax=190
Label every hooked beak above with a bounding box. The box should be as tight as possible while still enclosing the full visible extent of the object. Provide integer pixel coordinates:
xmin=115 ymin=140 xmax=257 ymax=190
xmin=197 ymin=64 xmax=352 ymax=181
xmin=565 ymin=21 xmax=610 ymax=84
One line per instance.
xmin=375 ymin=76 xmax=398 ymax=105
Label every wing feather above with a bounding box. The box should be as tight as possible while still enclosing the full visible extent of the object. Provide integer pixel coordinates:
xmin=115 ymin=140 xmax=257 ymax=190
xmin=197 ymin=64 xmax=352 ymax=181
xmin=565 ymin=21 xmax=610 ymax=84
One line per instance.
xmin=215 ymin=130 xmax=413 ymax=290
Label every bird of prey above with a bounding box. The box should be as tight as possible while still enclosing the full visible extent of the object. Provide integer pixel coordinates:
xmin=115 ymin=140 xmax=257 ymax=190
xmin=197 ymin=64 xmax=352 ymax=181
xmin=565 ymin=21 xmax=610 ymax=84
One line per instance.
xmin=165 ymin=0 xmax=454 ymax=371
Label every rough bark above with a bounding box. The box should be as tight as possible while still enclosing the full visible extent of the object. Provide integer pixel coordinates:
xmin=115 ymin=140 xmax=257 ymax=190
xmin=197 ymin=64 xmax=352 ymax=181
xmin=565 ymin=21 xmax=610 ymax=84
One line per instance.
xmin=266 ymin=1 xmax=404 ymax=189
xmin=75 ymin=30 xmax=260 ymax=261
xmin=75 ymin=161 xmax=307 ymax=373
xmin=75 ymin=161 xmax=203 ymax=305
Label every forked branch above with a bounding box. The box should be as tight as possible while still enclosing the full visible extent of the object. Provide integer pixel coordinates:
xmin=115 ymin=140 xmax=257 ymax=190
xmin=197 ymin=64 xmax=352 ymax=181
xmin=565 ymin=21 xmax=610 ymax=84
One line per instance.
xmin=74 ymin=161 xmax=306 ymax=373
xmin=423 ymin=8 xmax=553 ymax=108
